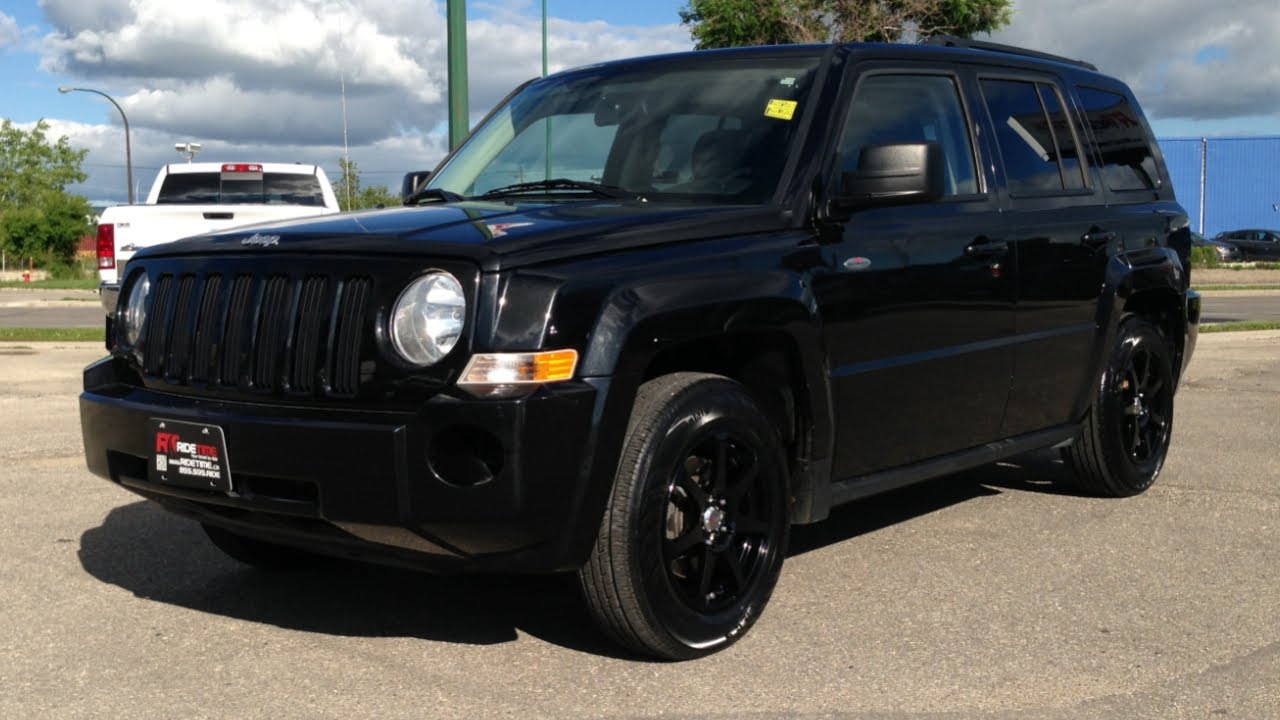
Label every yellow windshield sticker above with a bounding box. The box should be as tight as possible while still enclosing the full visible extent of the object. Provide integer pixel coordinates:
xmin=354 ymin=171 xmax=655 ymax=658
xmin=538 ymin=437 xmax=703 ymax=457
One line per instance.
xmin=764 ymin=99 xmax=798 ymax=121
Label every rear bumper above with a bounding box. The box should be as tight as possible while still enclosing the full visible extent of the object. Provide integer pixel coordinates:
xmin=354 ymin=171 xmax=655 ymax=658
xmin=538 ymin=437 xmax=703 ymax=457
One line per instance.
xmin=80 ymin=357 xmax=609 ymax=573
xmin=99 ymin=281 xmax=119 ymax=315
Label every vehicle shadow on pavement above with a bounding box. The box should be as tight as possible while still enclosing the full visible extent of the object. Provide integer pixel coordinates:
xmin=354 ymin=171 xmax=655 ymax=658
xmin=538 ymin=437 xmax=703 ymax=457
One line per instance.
xmin=78 ymin=501 xmax=631 ymax=658
xmin=78 ymin=451 xmax=1080 ymax=658
xmin=789 ymin=449 xmax=1080 ymax=557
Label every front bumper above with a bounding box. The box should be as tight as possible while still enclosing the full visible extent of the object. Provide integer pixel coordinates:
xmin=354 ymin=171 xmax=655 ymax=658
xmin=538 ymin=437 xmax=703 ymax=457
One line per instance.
xmin=80 ymin=356 xmax=607 ymax=573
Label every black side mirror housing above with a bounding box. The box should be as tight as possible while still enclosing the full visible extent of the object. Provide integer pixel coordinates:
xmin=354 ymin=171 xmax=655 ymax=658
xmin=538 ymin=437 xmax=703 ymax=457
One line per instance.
xmin=401 ymin=171 xmax=433 ymax=205
xmin=832 ymin=142 xmax=946 ymax=212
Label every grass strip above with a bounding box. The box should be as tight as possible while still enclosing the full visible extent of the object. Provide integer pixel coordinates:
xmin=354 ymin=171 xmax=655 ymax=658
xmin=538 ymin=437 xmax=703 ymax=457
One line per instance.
xmin=1192 ymin=284 xmax=1280 ymax=291
xmin=0 ymin=327 xmax=103 ymax=342
xmin=1200 ymin=320 xmax=1280 ymax=334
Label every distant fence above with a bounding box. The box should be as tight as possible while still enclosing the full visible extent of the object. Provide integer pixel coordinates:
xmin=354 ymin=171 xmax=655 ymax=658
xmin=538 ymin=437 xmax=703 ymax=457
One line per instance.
xmin=1159 ymin=136 xmax=1280 ymax=237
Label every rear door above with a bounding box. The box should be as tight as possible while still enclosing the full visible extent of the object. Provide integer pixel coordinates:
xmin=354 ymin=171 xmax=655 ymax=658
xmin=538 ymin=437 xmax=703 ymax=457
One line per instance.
xmin=813 ymin=63 xmax=1015 ymax=479
xmin=975 ymin=72 xmax=1111 ymax=436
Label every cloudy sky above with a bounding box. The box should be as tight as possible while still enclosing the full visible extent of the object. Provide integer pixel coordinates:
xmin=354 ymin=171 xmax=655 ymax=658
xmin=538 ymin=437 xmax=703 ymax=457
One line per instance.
xmin=1 ymin=0 xmax=1277 ymax=204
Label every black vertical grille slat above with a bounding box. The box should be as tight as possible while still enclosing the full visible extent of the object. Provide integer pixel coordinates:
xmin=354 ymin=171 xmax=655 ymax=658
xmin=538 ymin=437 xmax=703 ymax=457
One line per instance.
xmin=190 ymin=274 xmax=223 ymax=383
xmin=143 ymin=274 xmax=175 ymax=376
xmin=289 ymin=276 xmax=329 ymax=394
xmin=328 ymin=277 xmax=370 ymax=397
xmin=252 ymin=275 xmax=292 ymax=391
xmin=138 ymin=268 xmax=376 ymax=399
xmin=221 ymin=275 xmax=255 ymax=386
xmin=164 ymin=275 xmax=198 ymax=380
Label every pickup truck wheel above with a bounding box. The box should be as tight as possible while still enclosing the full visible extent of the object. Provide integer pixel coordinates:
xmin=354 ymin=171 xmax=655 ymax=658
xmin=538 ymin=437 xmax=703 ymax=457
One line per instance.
xmin=202 ymin=523 xmax=317 ymax=570
xmin=1062 ymin=317 xmax=1174 ymax=497
xmin=579 ymin=373 xmax=789 ymax=660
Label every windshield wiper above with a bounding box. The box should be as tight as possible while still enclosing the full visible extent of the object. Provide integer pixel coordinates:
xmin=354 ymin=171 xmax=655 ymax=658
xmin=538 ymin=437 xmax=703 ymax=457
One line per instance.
xmin=477 ymin=178 xmax=634 ymax=200
xmin=403 ymin=187 xmax=466 ymax=205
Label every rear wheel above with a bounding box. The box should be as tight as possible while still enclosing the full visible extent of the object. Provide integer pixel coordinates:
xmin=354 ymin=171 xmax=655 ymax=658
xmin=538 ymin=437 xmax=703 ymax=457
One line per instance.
xmin=1062 ymin=317 xmax=1175 ymax=496
xmin=202 ymin=524 xmax=317 ymax=570
xmin=579 ymin=373 xmax=790 ymax=660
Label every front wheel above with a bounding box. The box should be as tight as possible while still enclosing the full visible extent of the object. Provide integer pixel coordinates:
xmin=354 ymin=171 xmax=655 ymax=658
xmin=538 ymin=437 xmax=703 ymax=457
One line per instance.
xmin=578 ymin=373 xmax=790 ymax=660
xmin=1062 ymin=317 xmax=1175 ymax=497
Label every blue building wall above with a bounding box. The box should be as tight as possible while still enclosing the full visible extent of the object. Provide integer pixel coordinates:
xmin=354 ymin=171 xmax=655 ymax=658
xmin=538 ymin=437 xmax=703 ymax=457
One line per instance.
xmin=1158 ymin=136 xmax=1280 ymax=237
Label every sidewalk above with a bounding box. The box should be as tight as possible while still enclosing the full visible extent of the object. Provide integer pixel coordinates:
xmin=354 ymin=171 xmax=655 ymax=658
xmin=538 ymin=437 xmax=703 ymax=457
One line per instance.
xmin=0 ymin=288 xmax=100 ymax=308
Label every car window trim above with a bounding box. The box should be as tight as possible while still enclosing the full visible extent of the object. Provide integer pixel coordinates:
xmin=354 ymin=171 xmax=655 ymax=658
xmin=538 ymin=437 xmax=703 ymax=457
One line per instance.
xmin=974 ymin=71 xmax=1099 ymax=199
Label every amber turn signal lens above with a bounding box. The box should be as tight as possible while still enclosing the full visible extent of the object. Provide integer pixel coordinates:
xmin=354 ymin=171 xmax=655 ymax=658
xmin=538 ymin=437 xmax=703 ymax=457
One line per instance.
xmin=458 ymin=349 xmax=579 ymax=398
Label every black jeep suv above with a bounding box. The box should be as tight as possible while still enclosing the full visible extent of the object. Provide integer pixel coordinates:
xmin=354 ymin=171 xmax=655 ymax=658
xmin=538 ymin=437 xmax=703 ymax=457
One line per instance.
xmin=80 ymin=37 xmax=1200 ymax=660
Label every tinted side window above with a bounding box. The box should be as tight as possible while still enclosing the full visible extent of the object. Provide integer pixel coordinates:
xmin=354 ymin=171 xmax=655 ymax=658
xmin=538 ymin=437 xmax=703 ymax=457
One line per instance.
xmin=1075 ymin=87 xmax=1159 ymax=191
xmin=980 ymin=78 xmax=1084 ymax=195
xmin=838 ymin=74 xmax=978 ymax=196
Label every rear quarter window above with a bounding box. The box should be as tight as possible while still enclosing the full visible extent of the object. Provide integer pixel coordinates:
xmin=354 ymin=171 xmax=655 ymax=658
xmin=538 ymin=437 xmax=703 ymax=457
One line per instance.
xmin=1075 ymin=87 xmax=1160 ymax=192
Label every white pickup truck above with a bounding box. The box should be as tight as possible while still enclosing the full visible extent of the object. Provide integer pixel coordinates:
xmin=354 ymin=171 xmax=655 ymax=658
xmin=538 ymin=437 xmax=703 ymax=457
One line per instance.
xmin=96 ymin=162 xmax=341 ymax=314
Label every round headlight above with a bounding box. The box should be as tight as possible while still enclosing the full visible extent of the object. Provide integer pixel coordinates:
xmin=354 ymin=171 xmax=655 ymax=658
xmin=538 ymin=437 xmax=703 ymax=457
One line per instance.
xmin=123 ymin=273 xmax=151 ymax=347
xmin=390 ymin=271 xmax=466 ymax=366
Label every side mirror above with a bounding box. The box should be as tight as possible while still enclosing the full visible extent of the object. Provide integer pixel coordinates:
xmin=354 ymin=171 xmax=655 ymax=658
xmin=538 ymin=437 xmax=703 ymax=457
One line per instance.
xmin=401 ymin=171 xmax=433 ymax=205
xmin=832 ymin=142 xmax=945 ymax=211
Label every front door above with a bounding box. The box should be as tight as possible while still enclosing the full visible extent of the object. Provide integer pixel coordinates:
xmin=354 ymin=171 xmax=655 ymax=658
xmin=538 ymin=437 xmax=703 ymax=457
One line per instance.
xmin=813 ymin=67 xmax=1015 ymax=480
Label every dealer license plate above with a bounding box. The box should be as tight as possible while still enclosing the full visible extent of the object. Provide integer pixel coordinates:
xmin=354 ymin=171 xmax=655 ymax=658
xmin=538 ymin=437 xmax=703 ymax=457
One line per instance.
xmin=148 ymin=419 xmax=233 ymax=493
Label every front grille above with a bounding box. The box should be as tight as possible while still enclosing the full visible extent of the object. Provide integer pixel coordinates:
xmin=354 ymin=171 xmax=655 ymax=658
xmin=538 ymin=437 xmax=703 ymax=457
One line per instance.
xmin=139 ymin=271 xmax=372 ymax=398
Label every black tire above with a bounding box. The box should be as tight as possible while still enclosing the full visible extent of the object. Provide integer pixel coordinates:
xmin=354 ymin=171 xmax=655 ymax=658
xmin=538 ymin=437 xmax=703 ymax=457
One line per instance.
xmin=578 ymin=372 xmax=790 ymax=660
xmin=1062 ymin=317 xmax=1175 ymax=497
xmin=202 ymin=523 xmax=317 ymax=570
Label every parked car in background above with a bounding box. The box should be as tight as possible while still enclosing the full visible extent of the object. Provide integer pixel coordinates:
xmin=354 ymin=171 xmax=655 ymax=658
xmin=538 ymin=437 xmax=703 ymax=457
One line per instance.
xmin=1191 ymin=231 xmax=1242 ymax=262
xmin=96 ymin=162 xmax=341 ymax=321
xmin=1213 ymin=229 xmax=1280 ymax=261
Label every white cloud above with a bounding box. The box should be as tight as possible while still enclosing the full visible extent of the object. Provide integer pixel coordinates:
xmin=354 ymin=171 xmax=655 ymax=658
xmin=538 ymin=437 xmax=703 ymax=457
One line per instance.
xmin=35 ymin=0 xmax=691 ymax=202
xmin=988 ymin=0 xmax=1280 ymax=121
xmin=0 ymin=12 xmax=21 ymax=49
xmin=37 ymin=0 xmax=690 ymax=146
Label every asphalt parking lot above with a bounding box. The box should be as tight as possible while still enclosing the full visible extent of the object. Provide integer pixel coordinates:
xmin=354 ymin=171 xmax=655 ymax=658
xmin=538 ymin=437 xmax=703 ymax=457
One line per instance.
xmin=1 ymin=333 xmax=1277 ymax=719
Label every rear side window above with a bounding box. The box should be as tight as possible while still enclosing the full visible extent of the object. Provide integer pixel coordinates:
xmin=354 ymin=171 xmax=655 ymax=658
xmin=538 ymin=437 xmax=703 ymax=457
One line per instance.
xmin=1075 ymin=87 xmax=1160 ymax=192
xmin=980 ymin=78 xmax=1087 ymax=195
xmin=837 ymin=74 xmax=978 ymax=196
xmin=157 ymin=172 xmax=326 ymax=206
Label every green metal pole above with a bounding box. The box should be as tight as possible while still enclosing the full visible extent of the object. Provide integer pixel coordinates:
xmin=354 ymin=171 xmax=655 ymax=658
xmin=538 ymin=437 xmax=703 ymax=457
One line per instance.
xmin=447 ymin=0 xmax=469 ymax=151
xmin=543 ymin=0 xmax=552 ymax=181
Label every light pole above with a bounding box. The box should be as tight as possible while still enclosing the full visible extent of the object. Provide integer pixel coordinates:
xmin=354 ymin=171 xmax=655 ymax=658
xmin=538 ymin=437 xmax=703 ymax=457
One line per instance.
xmin=58 ymin=86 xmax=134 ymax=205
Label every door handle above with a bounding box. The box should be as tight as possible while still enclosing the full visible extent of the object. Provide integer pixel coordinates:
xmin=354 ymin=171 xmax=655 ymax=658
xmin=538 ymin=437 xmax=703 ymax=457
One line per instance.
xmin=1081 ymin=230 xmax=1117 ymax=248
xmin=965 ymin=238 xmax=1008 ymax=258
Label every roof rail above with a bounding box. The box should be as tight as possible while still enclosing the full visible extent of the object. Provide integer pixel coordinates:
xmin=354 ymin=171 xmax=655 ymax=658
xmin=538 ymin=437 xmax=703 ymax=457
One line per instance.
xmin=925 ymin=35 xmax=1098 ymax=72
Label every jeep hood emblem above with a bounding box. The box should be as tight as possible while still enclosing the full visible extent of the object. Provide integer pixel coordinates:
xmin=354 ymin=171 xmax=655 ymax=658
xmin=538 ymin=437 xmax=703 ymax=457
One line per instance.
xmin=241 ymin=233 xmax=281 ymax=247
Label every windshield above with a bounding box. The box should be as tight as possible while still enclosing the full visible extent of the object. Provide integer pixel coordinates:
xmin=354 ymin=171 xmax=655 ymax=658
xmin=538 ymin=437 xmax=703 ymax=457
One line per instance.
xmin=428 ymin=55 xmax=823 ymax=204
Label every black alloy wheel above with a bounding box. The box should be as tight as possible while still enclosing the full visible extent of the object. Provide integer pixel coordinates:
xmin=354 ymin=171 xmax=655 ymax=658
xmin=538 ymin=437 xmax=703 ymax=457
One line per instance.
xmin=661 ymin=431 xmax=775 ymax=615
xmin=579 ymin=372 xmax=789 ymax=660
xmin=1063 ymin=317 xmax=1175 ymax=497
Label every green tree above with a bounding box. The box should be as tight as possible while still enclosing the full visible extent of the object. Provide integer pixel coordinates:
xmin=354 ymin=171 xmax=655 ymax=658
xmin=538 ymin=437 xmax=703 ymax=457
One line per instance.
xmin=679 ymin=0 xmax=1012 ymax=48
xmin=336 ymin=157 xmax=399 ymax=211
xmin=0 ymin=118 xmax=93 ymax=264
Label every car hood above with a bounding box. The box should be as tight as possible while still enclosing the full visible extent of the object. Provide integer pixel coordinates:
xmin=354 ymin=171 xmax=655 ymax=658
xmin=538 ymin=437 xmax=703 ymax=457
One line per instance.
xmin=139 ymin=200 xmax=784 ymax=272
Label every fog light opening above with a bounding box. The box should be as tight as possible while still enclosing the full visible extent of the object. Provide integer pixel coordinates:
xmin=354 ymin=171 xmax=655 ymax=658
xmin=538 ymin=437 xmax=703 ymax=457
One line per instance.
xmin=426 ymin=426 xmax=504 ymax=487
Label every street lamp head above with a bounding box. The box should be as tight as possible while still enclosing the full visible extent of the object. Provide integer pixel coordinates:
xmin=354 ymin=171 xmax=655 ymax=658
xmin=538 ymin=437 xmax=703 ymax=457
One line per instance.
xmin=57 ymin=86 xmax=72 ymax=93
